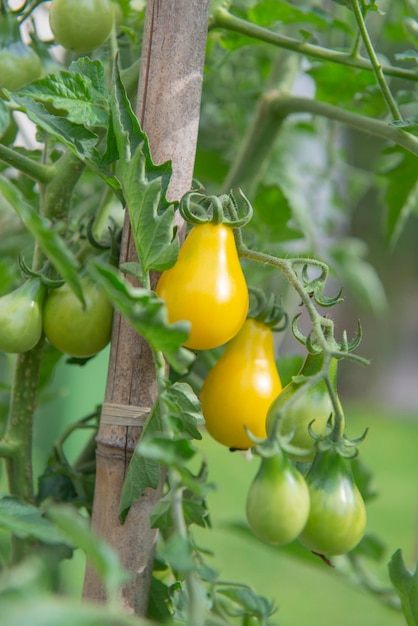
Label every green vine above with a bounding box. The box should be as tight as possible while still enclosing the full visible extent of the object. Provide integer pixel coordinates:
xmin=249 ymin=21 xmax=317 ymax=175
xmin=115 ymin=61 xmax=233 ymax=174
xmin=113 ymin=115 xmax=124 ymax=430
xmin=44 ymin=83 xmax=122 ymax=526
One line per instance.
xmin=210 ymin=7 xmax=418 ymax=84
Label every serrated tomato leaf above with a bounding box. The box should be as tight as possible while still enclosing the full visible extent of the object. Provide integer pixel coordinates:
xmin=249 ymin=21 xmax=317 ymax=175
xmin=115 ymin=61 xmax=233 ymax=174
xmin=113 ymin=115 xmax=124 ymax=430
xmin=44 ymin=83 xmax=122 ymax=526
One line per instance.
xmin=0 ymin=176 xmax=84 ymax=304
xmin=111 ymin=63 xmax=178 ymax=276
xmin=88 ymin=258 xmax=194 ymax=373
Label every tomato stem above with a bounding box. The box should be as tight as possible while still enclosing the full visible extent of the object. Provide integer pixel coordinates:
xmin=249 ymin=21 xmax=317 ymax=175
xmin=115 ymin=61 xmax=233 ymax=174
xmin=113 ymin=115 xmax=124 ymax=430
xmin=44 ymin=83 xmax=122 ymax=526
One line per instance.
xmin=350 ymin=0 xmax=403 ymax=122
xmin=211 ymin=7 xmax=418 ymax=84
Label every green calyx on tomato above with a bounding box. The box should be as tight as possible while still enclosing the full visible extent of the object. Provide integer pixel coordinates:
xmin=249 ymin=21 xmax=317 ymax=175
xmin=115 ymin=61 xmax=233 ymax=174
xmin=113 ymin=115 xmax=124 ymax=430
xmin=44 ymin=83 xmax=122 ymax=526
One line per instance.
xmin=156 ymin=221 xmax=248 ymax=350
xmin=0 ymin=14 xmax=42 ymax=92
xmin=49 ymin=0 xmax=114 ymax=54
xmin=43 ymin=277 xmax=113 ymax=358
xmin=200 ymin=317 xmax=282 ymax=449
xmin=266 ymin=352 xmax=342 ymax=461
xmin=179 ymin=188 xmax=253 ymax=228
xmin=0 ymin=278 xmax=46 ymax=353
xmin=247 ymin=287 xmax=288 ymax=331
xmin=246 ymin=448 xmax=310 ymax=546
xmin=298 ymin=448 xmax=367 ymax=556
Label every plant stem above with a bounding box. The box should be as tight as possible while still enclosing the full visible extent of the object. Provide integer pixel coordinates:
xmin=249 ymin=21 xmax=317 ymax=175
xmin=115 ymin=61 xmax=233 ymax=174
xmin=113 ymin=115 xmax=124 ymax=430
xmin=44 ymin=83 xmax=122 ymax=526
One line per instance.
xmin=350 ymin=0 xmax=402 ymax=121
xmin=211 ymin=8 xmax=418 ymax=84
xmin=271 ymin=94 xmax=418 ymax=157
xmin=3 ymin=340 xmax=44 ymax=561
xmin=0 ymin=143 xmax=54 ymax=183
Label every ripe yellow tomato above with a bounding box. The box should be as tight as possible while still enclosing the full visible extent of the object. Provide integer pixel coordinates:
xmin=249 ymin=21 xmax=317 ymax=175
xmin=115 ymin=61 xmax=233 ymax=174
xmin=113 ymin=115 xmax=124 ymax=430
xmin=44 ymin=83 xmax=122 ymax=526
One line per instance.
xmin=200 ymin=318 xmax=282 ymax=449
xmin=156 ymin=223 xmax=248 ymax=350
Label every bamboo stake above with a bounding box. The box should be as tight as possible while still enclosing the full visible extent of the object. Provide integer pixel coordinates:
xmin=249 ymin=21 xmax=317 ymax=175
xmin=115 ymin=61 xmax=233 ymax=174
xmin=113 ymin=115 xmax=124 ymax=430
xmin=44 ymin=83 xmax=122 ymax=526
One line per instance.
xmin=83 ymin=0 xmax=210 ymax=613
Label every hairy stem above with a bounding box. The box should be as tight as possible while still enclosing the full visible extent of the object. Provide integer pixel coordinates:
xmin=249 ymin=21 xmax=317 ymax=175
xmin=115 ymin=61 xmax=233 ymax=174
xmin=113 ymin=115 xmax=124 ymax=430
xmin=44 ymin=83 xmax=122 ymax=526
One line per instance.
xmin=271 ymin=94 xmax=418 ymax=157
xmin=0 ymin=143 xmax=54 ymax=183
xmin=350 ymin=0 xmax=402 ymax=121
xmin=211 ymin=8 xmax=418 ymax=84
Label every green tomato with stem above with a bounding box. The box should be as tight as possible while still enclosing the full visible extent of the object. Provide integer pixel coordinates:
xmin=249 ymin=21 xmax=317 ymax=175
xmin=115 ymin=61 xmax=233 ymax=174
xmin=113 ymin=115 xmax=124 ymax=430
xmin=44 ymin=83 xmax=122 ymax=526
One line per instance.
xmin=246 ymin=450 xmax=310 ymax=546
xmin=299 ymin=448 xmax=367 ymax=556
xmin=49 ymin=0 xmax=114 ymax=54
xmin=43 ymin=277 xmax=113 ymax=358
xmin=267 ymin=353 xmax=342 ymax=460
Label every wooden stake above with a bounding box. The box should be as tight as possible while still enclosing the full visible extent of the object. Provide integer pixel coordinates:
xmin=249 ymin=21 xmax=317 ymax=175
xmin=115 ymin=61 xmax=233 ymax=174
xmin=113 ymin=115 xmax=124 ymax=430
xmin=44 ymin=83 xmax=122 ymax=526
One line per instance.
xmin=83 ymin=0 xmax=210 ymax=613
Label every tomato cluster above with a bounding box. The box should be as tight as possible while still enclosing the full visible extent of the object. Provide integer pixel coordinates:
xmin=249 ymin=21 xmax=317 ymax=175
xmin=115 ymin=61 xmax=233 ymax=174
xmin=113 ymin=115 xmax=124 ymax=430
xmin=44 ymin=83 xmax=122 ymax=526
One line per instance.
xmin=0 ymin=276 xmax=113 ymax=358
xmin=156 ymin=205 xmax=367 ymax=558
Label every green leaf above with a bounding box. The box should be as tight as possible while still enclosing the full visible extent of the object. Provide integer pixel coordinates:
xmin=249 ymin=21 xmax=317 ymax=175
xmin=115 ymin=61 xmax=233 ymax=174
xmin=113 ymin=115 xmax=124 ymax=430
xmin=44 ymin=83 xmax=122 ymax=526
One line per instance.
xmin=111 ymin=63 xmax=178 ymax=275
xmin=216 ymin=585 xmax=276 ymax=619
xmin=139 ymin=435 xmax=197 ymax=466
xmin=149 ymin=493 xmax=173 ymax=530
xmin=252 ymin=184 xmax=302 ymax=244
xmin=147 ymin=577 xmax=172 ymax=623
xmin=0 ymin=176 xmax=84 ymax=304
xmin=159 ymin=532 xmax=196 ymax=574
xmin=123 ymin=150 xmax=179 ymax=274
xmin=0 ymin=494 xmax=71 ymax=545
xmin=380 ymin=149 xmax=418 ymax=247
xmin=46 ymin=504 xmax=129 ymax=599
xmin=88 ymin=258 xmax=194 ymax=373
xmin=15 ymin=65 xmax=108 ymax=128
xmin=249 ymin=0 xmax=349 ymax=33
xmin=163 ymin=382 xmax=204 ymax=440
xmin=10 ymin=94 xmax=100 ymax=162
xmin=389 ymin=549 xmax=418 ymax=626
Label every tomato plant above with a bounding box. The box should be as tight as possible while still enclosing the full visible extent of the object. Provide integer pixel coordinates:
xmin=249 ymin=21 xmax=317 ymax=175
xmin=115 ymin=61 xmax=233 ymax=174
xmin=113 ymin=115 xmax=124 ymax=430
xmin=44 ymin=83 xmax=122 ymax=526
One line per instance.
xmin=298 ymin=448 xmax=367 ymax=556
xmin=49 ymin=0 xmax=114 ymax=54
xmin=0 ymin=278 xmax=45 ymax=353
xmin=43 ymin=277 xmax=113 ymax=358
xmin=156 ymin=221 xmax=248 ymax=350
xmin=200 ymin=316 xmax=282 ymax=449
xmin=246 ymin=449 xmax=310 ymax=546
xmin=0 ymin=0 xmax=417 ymax=624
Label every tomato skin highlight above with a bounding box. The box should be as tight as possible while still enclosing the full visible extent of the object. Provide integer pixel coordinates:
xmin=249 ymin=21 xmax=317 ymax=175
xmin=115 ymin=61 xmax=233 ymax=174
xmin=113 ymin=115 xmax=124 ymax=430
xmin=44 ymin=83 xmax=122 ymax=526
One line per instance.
xmin=267 ymin=354 xmax=341 ymax=460
xmin=156 ymin=223 xmax=248 ymax=350
xmin=0 ymin=43 xmax=42 ymax=91
xmin=49 ymin=0 xmax=114 ymax=54
xmin=200 ymin=318 xmax=282 ymax=449
xmin=246 ymin=452 xmax=310 ymax=546
xmin=299 ymin=449 xmax=367 ymax=556
xmin=0 ymin=278 xmax=46 ymax=353
xmin=43 ymin=278 xmax=113 ymax=358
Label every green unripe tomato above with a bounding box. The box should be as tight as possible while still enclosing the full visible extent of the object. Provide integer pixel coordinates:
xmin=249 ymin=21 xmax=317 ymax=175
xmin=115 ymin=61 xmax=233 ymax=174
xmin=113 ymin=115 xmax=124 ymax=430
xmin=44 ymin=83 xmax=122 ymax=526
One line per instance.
xmin=0 ymin=113 xmax=18 ymax=145
xmin=246 ymin=452 xmax=310 ymax=546
xmin=0 ymin=278 xmax=46 ymax=353
xmin=267 ymin=354 xmax=342 ymax=461
xmin=49 ymin=0 xmax=114 ymax=54
xmin=299 ymin=449 xmax=367 ymax=556
xmin=0 ymin=42 xmax=42 ymax=91
xmin=43 ymin=278 xmax=113 ymax=358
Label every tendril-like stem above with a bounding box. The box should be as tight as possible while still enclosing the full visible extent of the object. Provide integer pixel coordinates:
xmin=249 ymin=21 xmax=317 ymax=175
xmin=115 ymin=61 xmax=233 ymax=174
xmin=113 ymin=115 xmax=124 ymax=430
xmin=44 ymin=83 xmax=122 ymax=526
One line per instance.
xmin=350 ymin=0 xmax=403 ymax=121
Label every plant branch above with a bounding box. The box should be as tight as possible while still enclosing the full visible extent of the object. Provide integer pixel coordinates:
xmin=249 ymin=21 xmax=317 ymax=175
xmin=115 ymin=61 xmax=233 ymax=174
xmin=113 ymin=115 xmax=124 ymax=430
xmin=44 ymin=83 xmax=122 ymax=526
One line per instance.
xmin=2 ymin=339 xmax=45 ymax=502
xmin=271 ymin=94 xmax=418 ymax=157
xmin=211 ymin=8 xmax=418 ymax=84
xmin=0 ymin=143 xmax=54 ymax=183
xmin=350 ymin=0 xmax=402 ymax=121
